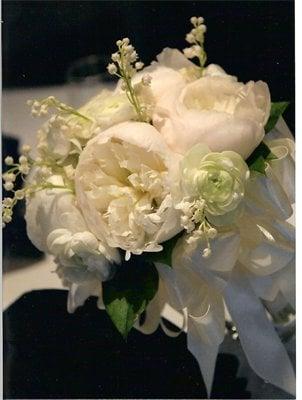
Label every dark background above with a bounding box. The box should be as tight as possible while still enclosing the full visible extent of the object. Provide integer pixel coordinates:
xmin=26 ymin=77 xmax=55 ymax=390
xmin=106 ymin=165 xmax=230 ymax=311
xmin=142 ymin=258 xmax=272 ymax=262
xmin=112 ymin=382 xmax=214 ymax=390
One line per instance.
xmin=3 ymin=0 xmax=295 ymax=130
xmin=3 ymin=1 xmax=295 ymax=399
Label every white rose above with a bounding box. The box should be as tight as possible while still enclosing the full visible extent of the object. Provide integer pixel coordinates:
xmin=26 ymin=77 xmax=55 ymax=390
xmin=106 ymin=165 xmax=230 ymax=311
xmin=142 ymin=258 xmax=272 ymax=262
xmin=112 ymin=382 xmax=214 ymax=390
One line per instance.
xmin=153 ymin=68 xmax=271 ymax=159
xmin=75 ymin=121 xmax=182 ymax=259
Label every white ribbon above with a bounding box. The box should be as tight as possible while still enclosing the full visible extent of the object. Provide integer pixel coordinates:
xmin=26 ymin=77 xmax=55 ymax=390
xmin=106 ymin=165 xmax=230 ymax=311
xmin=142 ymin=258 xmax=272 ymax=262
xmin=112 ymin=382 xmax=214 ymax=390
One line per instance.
xmin=266 ymin=138 xmax=295 ymax=204
xmin=224 ymin=265 xmax=295 ymax=396
xmin=156 ymin=261 xmax=225 ymax=397
xmin=247 ymin=259 xmax=295 ymax=309
xmin=135 ymin=280 xmax=166 ymax=335
xmin=245 ymin=167 xmax=293 ymax=221
xmin=174 ymin=232 xmax=240 ymax=292
xmin=157 ymin=201 xmax=295 ymax=396
xmin=239 ymin=217 xmax=294 ymax=276
xmin=187 ymin=294 xmax=225 ymax=397
xmin=144 ymin=117 xmax=296 ymax=397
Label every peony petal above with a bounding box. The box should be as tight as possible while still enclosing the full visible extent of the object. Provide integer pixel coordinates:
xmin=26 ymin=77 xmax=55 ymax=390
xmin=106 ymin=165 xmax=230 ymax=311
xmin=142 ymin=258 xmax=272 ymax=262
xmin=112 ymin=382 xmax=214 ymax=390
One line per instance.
xmin=75 ymin=121 xmax=182 ymax=254
xmin=155 ymin=48 xmax=195 ymax=69
xmin=153 ymin=75 xmax=270 ymax=159
xmin=25 ymin=188 xmax=87 ymax=252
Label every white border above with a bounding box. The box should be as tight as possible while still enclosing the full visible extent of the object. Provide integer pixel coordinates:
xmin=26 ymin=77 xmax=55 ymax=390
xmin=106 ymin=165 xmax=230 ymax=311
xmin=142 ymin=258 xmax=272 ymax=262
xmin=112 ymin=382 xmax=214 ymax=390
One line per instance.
xmin=0 ymin=0 xmax=4 ymax=398
xmin=295 ymin=0 xmax=300 ymax=398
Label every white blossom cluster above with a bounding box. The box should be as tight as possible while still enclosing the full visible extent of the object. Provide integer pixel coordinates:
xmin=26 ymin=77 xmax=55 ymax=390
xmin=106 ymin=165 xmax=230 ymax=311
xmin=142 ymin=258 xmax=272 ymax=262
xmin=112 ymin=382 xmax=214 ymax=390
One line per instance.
xmin=176 ymin=198 xmax=217 ymax=257
xmin=28 ymin=96 xmax=91 ymax=122
xmin=107 ymin=37 xmax=143 ymax=77
xmin=183 ymin=16 xmax=207 ymax=67
xmin=107 ymin=37 xmax=152 ymax=122
xmin=1 ymin=145 xmax=70 ymax=227
xmin=2 ymin=147 xmax=32 ymax=225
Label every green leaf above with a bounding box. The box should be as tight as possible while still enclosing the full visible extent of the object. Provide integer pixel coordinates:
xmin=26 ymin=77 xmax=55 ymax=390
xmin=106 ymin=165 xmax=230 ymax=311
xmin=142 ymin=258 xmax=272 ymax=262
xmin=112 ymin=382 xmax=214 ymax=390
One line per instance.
xmin=246 ymin=141 xmax=276 ymax=174
xmin=102 ymin=256 xmax=159 ymax=340
xmin=145 ymin=231 xmax=183 ymax=267
xmin=265 ymin=101 xmax=289 ymax=133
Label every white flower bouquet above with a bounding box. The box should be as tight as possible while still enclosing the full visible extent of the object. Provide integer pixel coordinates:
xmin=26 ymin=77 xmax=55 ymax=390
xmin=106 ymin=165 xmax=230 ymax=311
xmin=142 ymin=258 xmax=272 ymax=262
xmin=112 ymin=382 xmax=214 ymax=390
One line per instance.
xmin=2 ymin=16 xmax=295 ymax=396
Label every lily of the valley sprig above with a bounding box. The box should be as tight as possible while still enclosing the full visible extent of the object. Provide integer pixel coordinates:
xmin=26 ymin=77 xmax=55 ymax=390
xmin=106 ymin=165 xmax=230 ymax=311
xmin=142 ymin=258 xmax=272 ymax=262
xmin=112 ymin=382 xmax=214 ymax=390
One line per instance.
xmin=183 ymin=16 xmax=207 ymax=69
xmin=107 ymin=37 xmax=152 ymax=122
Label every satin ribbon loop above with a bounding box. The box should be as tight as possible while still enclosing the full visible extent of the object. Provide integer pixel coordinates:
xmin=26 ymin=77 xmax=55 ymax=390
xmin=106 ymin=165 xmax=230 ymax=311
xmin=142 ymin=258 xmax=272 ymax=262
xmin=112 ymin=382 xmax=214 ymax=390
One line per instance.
xmin=224 ymin=265 xmax=295 ymax=396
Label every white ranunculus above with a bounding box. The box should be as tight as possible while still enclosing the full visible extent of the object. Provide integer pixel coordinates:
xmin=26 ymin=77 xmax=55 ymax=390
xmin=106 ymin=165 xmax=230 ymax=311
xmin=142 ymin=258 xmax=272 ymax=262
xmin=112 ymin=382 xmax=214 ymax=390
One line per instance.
xmin=153 ymin=69 xmax=271 ymax=159
xmin=75 ymin=121 xmax=182 ymax=259
xmin=180 ymin=143 xmax=249 ymax=225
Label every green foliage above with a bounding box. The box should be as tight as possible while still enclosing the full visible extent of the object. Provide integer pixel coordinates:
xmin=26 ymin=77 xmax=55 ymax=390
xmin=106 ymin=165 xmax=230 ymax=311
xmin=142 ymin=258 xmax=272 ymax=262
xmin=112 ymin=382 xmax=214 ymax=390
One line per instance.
xmin=246 ymin=142 xmax=277 ymax=174
xmin=265 ymin=101 xmax=289 ymax=133
xmin=103 ymin=256 xmax=159 ymax=339
xmin=247 ymin=101 xmax=289 ymax=174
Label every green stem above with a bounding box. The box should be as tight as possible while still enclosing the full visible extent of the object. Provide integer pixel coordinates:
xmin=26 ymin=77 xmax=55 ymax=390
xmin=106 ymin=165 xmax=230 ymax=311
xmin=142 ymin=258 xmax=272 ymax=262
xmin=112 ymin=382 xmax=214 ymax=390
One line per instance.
xmin=119 ymin=51 xmax=145 ymax=122
xmin=43 ymin=98 xmax=92 ymax=122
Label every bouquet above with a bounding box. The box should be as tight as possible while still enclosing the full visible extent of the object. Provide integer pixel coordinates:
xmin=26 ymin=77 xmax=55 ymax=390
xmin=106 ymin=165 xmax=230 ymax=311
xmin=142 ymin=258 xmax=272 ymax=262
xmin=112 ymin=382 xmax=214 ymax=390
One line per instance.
xmin=2 ymin=16 xmax=295 ymax=396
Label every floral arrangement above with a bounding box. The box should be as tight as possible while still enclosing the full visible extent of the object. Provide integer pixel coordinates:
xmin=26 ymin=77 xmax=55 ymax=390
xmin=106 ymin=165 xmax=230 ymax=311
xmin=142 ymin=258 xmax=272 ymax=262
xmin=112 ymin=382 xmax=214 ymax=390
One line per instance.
xmin=2 ymin=17 xmax=295 ymax=396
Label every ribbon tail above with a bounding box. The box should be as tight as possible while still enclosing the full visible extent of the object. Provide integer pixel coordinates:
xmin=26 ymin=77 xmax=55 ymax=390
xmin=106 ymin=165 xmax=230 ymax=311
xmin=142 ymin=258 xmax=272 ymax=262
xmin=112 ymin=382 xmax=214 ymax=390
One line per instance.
xmin=135 ymin=279 xmax=167 ymax=335
xmin=67 ymin=282 xmax=93 ymax=313
xmin=187 ymin=294 xmax=225 ymax=398
xmin=224 ymin=266 xmax=295 ymax=396
xmin=275 ymin=260 xmax=295 ymax=310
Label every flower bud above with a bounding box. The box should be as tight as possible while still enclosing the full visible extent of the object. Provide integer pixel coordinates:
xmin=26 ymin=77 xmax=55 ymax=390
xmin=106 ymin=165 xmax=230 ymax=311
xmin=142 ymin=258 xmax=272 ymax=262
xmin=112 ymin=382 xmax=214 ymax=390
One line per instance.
xmin=4 ymin=156 xmax=14 ymax=166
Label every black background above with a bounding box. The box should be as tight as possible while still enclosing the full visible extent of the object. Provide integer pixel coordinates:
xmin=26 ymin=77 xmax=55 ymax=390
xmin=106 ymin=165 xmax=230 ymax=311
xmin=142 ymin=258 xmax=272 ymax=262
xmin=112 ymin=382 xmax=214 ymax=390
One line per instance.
xmin=3 ymin=0 xmax=295 ymax=130
xmin=3 ymin=1 xmax=295 ymax=399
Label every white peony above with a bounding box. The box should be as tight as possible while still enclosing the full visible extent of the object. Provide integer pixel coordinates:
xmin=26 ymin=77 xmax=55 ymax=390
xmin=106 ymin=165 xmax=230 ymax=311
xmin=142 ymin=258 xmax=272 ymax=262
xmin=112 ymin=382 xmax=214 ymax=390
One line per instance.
xmin=25 ymin=175 xmax=119 ymax=276
xmin=115 ymin=48 xmax=199 ymax=105
xmin=75 ymin=121 xmax=182 ymax=259
xmin=37 ymin=90 xmax=135 ymax=161
xmin=153 ymin=66 xmax=271 ymax=159
xmin=79 ymin=89 xmax=135 ymax=129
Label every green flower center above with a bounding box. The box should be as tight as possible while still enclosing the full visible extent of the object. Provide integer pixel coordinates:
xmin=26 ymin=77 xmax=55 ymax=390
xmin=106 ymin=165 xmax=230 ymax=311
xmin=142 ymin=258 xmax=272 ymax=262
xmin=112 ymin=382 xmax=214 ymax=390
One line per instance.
xmin=196 ymin=168 xmax=234 ymax=203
